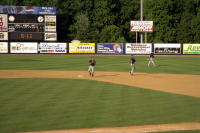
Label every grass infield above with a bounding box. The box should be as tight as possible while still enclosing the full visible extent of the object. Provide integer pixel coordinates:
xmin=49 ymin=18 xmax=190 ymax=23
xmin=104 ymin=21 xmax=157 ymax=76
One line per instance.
xmin=0 ymin=78 xmax=200 ymax=133
xmin=0 ymin=55 xmax=199 ymax=74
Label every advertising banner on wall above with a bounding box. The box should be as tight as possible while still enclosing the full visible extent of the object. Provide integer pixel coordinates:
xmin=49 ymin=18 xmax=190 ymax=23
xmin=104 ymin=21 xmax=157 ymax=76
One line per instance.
xmin=10 ymin=42 xmax=38 ymax=53
xmin=44 ymin=33 xmax=57 ymax=41
xmin=45 ymin=15 xmax=56 ymax=32
xmin=0 ymin=32 xmax=8 ymax=40
xmin=183 ymin=44 xmax=200 ymax=54
xmin=39 ymin=42 xmax=67 ymax=53
xmin=154 ymin=43 xmax=181 ymax=54
xmin=97 ymin=43 xmax=124 ymax=54
xmin=130 ymin=21 xmax=153 ymax=32
xmin=0 ymin=42 xmax=8 ymax=53
xmin=0 ymin=6 xmax=56 ymax=15
xmin=69 ymin=43 xmax=95 ymax=53
xmin=125 ymin=43 xmax=152 ymax=54
xmin=0 ymin=14 xmax=8 ymax=31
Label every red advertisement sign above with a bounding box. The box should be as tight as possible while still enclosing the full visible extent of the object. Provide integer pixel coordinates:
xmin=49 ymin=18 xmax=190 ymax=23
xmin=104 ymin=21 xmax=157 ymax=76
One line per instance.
xmin=130 ymin=21 xmax=153 ymax=32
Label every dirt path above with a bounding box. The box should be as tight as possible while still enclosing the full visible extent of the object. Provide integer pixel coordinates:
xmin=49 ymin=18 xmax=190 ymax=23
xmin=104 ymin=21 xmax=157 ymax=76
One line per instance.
xmin=1 ymin=70 xmax=200 ymax=133
xmin=20 ymin=122 xmax=200 ymax=133
xmin=0 ymin=70 xmax=200 ymax=98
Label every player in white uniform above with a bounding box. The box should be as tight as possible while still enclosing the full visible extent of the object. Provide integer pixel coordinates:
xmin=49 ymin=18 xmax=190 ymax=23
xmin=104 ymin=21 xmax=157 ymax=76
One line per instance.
xmin=88 ymin=57 xmax=96 ymax=77
xmin=148 ymin=53 xmax=156 ymax=67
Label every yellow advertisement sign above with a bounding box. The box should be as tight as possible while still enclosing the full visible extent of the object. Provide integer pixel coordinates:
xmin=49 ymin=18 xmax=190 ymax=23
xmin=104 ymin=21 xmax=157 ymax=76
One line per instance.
xmin=69 ymin=43 xmax=95 ymax=53
xmin=183 ymin=44 xmax=200 ymax=54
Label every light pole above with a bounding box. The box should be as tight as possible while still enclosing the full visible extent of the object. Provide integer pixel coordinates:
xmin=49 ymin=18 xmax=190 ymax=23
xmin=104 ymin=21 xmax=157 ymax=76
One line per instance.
xmin=140 ymin=0 xmax=144 ymax=43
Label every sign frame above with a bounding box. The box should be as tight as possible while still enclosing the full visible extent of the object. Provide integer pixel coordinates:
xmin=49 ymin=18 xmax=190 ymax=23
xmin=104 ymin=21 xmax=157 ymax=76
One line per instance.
xmin=69 ymin=43 xmax=95 ymax=54
xmin=183 ymin=44 xmax=200 ymax=54
xmin=10 ymin=42 xmax=38 ymax=53
xmin=125 ymin=43 xmax=152 ymax=54
xmin=130 ymin=21 xmax=153 ymax=32
xmin=154 ymin=43 xmax=182 ymax=54
xmin=96 ymin=43 xmax=124 ymax=54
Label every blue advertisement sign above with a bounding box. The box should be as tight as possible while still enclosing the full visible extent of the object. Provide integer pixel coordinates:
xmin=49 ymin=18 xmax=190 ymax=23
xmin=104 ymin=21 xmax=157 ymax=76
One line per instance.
xmin=97 ymin=43 xmax=124 ymax=54
xmin=0 ymin=6 xmax=56 ymax=14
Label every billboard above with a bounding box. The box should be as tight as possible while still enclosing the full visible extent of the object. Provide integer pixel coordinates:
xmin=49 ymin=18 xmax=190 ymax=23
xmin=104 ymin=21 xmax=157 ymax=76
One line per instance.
xmin=39 ymin=42 xmax=67 ymax=53
xmin=97 ymin=43 xmax=124 ymax=54
xmin=0 ymin=6 xmax=56 ymax=15
xmin=9 ymin=32 xmax=44 ymax=41
xmin=0 ymin=14 xmax=8 ymax=31
xmin=154 ymin=43 xmax=181 ymax=54
xmin=0 ymin=42 xmax=8 ymax=53
xmin=45 ymin=15 xmax=56 ymax=32
xmin=69 ymin=43 xmax=95 ymax=53
xmin=8 ymin=14 xmax=44 ymax=23
xmin=44 ymin=33 xmax=57 ymax=41
xmin=10 ymin=42 xmax=38 ymax=53
xmin=183 ymin=44 xmax=200 ymax=54
xmin=0 ymin=32 xmax=8 ymax=40
xmin=8 ymin=23 xmax=45 ymax=32
xmin=130 ymin=21 xmax=153 ymax=32
xmin=126 ymin=43 xmax=152 ymax=54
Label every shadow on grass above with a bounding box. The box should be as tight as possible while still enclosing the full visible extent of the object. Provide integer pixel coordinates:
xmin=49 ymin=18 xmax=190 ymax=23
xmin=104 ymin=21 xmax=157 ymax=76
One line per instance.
xmin=15 ymin=59 xmax=42 ymax=62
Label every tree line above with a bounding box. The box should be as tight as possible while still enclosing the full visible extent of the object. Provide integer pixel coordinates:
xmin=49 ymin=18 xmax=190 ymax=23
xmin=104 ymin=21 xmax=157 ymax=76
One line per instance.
xmin=1 ymin=0 xmax=200 ymax=43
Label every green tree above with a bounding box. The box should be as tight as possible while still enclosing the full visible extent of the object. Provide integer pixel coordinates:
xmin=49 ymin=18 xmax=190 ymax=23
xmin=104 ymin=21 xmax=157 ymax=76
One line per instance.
xmin=69 ymin=13 xmax=90 ymax=42
xmin=98 ymin=25 xmax=124 ymax=42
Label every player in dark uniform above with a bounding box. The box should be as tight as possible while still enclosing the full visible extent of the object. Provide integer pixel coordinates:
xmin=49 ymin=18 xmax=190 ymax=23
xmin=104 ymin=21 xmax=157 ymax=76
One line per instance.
xmin=88 ymin=57 xmax=96 ymax=77
xmin=130 ymin=55 xmax=136 ymax=75
xmin=148 ymin=53 xmax=156 ymax=67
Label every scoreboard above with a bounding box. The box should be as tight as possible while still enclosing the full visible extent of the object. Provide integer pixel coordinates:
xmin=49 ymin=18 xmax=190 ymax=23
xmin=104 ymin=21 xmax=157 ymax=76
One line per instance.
xmin=0 ymin=6 xmax=57 ymax=41
xmin=9 ymin=32 xmax=44 ymax=41
xmin=8 ymin=14 xmax=45 ymax=41
xmin=8 ymin=14 xmax=44 ymax=23
xmin=8 ymin=23 xmax=44 ymax=32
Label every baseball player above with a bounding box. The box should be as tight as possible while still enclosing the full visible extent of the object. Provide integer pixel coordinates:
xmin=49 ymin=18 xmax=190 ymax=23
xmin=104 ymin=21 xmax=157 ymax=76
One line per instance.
xmin=148 ymin=53 xmax=156 ymax=67
xmin=130 ymin=55 xmax=136 ymax=75
xmin=88 ymin=56 xmax=96 ymax=77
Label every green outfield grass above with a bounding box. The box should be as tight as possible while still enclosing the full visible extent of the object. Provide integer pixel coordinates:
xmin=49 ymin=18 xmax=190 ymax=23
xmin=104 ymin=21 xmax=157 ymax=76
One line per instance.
xmin=0 ymin=55 xmax=200 ymax=74
xmin=152 ymin=130 xmax=200 ymax=133
xmin=0 ymin=78 xmax=200 ymax=133
xmin=0 ymin=55 xmax=200 ymax=132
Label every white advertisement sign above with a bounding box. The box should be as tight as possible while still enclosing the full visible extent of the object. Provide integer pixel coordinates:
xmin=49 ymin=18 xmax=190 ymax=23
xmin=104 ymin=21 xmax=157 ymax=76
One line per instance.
xmin=44 ymin=33 xmax=57 ymax=41
xmin=0 ymin=14 xmax=8 ymax=31
xmin=0 ymin=32 xmax=8 ymax=40
xmin=154 ymin=43 xmax=181 ymax=54
xmin=154 ymin=43 xmax=181 ymax=48
xmin=126 ymin=43 xmax=152 ymax=54
xmin=0 ymin=42 xmax=8 ymax=53
xmin=10 ymin=42 xmax=38 ymax=53
xmin=130 ymin=21 xmax=153 ymax=32
xmin=45 ymin=15 xmax=56 ymax=32
xmin=39 ymin=42 xmax=67 ymax=53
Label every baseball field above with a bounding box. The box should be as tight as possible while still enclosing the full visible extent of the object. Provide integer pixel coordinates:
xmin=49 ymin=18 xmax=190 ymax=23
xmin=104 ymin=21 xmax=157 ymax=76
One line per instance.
xmin=0 ymin=55 xmax=200 ymax=133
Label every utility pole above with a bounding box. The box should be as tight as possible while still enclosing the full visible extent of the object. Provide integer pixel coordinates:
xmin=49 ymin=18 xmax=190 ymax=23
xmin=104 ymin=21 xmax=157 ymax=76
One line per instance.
xmin=140 ymin=0 xmax=144 ymax=43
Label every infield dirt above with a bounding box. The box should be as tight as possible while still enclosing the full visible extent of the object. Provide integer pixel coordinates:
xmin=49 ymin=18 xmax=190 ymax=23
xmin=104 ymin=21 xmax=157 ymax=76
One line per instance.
xmin=0 ymin=70 xmax=200 ymax=98
xmin=20 ymin=122 xmax=200 ymax=133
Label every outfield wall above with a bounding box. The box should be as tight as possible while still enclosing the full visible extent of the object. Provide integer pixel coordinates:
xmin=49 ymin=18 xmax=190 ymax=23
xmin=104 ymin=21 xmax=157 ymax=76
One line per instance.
xmin=0 ymin=42 xmax=200 ymax=55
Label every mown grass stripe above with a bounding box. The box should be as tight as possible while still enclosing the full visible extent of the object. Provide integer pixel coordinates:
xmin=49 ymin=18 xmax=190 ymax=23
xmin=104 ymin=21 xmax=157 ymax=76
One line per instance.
xmin=0 ymin=78 xmax=200 ymax=133
xmin=0 ymin=55 xmax=200 ymax=74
